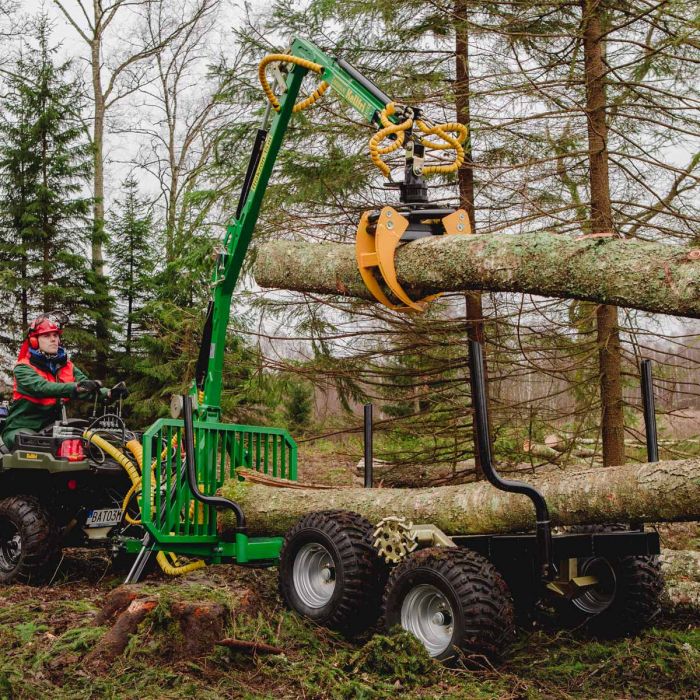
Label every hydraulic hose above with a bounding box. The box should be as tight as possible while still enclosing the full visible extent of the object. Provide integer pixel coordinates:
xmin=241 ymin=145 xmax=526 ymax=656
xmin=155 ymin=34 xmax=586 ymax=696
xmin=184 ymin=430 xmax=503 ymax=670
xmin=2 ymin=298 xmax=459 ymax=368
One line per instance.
xmin=83 ymin=430 xmax=205 ymax=576
xmin=258 ymin=53 xmax=328 ymax=113
xmin=84 ymin=430 xmax=141 ymax=485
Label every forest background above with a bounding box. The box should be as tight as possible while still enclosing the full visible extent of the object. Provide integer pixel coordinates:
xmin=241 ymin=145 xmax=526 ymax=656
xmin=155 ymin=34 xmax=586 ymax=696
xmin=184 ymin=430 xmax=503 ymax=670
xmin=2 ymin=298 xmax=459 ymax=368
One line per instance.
xmin=0 ymin=0 xmax=698 ymax=481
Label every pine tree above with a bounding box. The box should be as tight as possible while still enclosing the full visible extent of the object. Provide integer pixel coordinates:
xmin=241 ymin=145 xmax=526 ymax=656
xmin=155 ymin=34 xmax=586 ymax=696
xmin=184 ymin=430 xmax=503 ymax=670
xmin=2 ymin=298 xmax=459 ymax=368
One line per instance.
xmin=0 ymin=16 xmax=93 ymax=360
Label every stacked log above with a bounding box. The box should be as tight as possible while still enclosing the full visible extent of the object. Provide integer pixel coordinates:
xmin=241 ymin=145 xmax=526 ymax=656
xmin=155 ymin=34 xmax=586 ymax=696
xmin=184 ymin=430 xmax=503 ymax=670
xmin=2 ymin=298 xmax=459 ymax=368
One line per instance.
xmin=219 ymin=458 xmax=700 ymax=536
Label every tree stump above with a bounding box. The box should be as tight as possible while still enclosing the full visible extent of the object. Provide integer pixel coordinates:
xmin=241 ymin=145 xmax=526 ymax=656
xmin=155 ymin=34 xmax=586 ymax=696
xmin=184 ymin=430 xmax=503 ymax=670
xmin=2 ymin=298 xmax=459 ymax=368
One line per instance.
xmin=85 ymin=582 xmax=253 ymax=673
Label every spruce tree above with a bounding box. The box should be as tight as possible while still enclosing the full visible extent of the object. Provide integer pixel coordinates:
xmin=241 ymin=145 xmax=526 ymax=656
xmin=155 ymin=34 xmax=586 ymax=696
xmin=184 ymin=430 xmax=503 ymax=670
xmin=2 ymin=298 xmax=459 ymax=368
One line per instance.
xmin=107 ymin=177 xmax=154 ymax=357
xmin=0 ymin=16 xmax=93 ymax=360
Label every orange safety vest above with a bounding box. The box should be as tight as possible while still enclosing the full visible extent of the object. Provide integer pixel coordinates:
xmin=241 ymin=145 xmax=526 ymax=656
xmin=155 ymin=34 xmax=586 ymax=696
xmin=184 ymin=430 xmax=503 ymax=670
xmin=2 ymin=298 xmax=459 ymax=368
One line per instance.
xmin=12 ymin=356 xmax=76 ymax=406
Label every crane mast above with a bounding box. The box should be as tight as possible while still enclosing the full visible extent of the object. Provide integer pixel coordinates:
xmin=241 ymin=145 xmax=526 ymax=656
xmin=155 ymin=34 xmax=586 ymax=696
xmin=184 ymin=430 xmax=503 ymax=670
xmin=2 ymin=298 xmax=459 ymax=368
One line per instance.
xmin=193 ymin=38 xmax=399 ymax=421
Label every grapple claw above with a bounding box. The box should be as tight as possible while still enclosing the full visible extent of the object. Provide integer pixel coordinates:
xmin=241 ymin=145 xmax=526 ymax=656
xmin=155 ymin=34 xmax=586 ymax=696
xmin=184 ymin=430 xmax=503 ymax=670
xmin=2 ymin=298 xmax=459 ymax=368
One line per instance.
xmin=355 ymin=206 xmax=471 ymax=312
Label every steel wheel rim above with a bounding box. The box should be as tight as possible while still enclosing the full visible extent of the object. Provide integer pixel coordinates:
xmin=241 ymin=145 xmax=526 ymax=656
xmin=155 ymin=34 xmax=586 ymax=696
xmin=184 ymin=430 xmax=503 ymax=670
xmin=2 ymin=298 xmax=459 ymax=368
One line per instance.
xmin=401 ymin=583 xmax=454 ymax=657
xmin=572 ymin=557 xmax=617 ymax=614
xmin=293 ymin=542 xmax=336 ymax=608
xmin=0 ymin=522 xmax=22 ymax=573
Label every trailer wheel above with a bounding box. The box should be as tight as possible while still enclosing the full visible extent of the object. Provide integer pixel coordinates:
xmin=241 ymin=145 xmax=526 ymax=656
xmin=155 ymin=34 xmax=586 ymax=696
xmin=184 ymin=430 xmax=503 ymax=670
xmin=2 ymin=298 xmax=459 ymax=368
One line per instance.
xmin=558 ymin=554 xmax=664 ymax=636
xmin=0 ymin=495 xmax=60 ymax=584
xmin=383 ymin=547 xmax=515 ymax=664
xmin=279 ymin=510 xmax=386 ymax=635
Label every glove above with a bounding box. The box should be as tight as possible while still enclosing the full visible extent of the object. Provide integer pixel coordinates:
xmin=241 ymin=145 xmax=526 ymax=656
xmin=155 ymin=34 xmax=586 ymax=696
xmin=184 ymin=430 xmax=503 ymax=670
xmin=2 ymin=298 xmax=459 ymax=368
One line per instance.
xmin=75 ymin=380 xmax=101 ymax=396
xmin=110 ymin=382 xmax=129 ymax=400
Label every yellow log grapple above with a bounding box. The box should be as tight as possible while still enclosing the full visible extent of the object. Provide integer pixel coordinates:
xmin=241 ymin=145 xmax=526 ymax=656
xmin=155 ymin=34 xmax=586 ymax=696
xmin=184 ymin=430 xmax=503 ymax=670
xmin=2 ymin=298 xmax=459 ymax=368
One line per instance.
xmin=356 ymin=103 xmax=472 ymax=312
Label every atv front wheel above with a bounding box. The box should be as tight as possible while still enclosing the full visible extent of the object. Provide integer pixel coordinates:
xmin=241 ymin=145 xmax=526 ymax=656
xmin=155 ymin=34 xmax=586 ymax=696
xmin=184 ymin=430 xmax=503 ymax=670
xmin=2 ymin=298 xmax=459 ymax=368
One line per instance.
xmin=0 ymin=495 xmax=60 ymax=584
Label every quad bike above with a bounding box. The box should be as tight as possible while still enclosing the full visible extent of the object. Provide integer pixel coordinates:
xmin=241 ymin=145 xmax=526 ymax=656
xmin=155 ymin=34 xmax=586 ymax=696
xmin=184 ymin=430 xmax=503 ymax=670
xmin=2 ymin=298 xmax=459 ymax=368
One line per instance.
xmin=0 ymin=383 xmax=139 ymax=584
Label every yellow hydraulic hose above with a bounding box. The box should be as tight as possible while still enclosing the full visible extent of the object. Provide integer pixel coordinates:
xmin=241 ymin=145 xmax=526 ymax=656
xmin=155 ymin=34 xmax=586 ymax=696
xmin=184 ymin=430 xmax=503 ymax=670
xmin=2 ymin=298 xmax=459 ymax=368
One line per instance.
xmin=83 ymin=430 xmax=205 ymax=576
xmin=416 ymin=120 xmax=468 ymax=174
xmin=258 ymin=53 xmax=328 ymax=113
xmin=156 ymin=551 xmax=204 ymax=575
xmin=121 ymin=482 xmax=141 ymax=526
xmin=368 ymin=104 xmax=469 ymax=178
xmin=369 ymin=103 xmax=411 ymax=177
xmin=85 ymin=431 xmax=141 ymax=485
xmin=125 ymin=439 xmax=143 ymax=471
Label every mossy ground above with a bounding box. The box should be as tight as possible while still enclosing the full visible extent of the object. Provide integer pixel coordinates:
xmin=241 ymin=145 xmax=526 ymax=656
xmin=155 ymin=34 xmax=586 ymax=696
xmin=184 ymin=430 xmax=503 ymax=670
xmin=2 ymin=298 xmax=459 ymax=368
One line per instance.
xmin=0 ymin=548 xmax=697 ymax=700
xmin=0 ymin=449 xmax=697 ymax=699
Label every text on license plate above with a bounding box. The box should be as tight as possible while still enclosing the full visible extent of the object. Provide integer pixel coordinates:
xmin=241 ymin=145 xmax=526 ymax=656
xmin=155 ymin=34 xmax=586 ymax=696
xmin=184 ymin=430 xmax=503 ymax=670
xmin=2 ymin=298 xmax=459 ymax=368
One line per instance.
xmin=86 ymin=508 xmax=122 ymax=528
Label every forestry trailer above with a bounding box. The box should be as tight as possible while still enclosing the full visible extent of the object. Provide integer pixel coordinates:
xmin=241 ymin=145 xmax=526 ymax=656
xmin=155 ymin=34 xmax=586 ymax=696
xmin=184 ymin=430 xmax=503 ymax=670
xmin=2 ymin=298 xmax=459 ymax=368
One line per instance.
xmin=66 ymin=39 xmax=673 ymax=663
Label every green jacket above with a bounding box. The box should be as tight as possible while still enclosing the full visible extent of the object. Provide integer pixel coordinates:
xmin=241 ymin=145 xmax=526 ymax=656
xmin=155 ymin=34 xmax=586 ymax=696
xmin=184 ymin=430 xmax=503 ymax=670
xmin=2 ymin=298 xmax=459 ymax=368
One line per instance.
xmin=2 ymin=361 xmax=95 ymax=449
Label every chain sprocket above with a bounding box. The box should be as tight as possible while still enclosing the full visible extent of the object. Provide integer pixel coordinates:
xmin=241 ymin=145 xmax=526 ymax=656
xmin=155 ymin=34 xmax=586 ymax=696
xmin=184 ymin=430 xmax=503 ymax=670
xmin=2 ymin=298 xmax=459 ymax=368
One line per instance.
xmin=372 ymin=516 xmax=418 ymax=564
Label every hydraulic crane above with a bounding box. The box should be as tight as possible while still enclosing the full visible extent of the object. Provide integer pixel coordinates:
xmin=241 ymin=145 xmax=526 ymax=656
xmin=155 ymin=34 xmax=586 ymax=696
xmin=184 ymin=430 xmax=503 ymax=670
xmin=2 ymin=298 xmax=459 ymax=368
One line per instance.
xmin=192 ymin=37 xmax=469 ymax=423
xmin=127 ymin=37 xmax=469 ymax=579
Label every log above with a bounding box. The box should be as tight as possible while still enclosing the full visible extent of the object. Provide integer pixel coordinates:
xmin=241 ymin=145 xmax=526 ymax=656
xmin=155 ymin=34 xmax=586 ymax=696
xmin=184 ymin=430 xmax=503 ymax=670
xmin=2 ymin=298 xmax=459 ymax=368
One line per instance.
xmin=253 ymin=235 xmax=700 ymax=318
xmin=523 ymin=441 xmax=597 ymax=461
xmin=660 ymin=548 xmax=700 ymax=583
xmin=219 ymin=458 xmax=700 ymax=536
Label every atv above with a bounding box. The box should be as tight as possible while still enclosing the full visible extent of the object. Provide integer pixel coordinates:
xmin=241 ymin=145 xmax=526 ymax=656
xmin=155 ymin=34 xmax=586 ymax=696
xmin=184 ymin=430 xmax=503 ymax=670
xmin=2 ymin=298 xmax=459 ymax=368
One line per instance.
xmin=0 ymin=383 xmax=139 ymax=584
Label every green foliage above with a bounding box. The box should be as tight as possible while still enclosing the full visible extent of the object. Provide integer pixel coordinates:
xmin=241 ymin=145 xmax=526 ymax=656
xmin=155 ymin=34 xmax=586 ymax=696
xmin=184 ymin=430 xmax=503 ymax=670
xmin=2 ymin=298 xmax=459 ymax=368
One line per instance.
xmin=0 ymin=15 xmax=93 ymax=357
xmin=13 ymin=621 xmax=48 ymax=644
xmin=349 ymin=627 xmax=436 ymax=687
xmin=283 ymin=379 xmax=313 ymax=433
xmin=107 ymin=177 xmax=155 ymax=356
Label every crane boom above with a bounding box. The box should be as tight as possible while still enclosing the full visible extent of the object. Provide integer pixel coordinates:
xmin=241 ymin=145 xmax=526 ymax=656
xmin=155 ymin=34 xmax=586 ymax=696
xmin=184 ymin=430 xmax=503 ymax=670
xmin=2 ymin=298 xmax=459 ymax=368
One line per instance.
xmin=194 ymin=38 xmax=399 ymax=420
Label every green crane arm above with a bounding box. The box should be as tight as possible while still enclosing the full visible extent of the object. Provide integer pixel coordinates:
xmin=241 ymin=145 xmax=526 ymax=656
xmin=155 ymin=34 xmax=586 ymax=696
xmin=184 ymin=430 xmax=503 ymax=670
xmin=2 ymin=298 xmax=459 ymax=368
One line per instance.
xmin=194 ymin=37 xmax=398 ymax=420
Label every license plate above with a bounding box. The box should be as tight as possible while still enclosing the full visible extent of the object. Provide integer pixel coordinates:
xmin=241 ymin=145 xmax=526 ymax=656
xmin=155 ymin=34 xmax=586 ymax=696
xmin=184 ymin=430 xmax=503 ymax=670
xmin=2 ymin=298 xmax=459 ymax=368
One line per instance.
xmin=85 ymin=508 xmax=122 ymax=528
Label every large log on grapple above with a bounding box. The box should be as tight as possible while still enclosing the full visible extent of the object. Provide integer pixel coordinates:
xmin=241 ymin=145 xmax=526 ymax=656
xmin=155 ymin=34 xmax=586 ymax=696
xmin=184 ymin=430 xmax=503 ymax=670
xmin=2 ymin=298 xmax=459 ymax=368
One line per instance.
xmin=253 ymin=235 xmax=700 ymax=318
xmin=219 ymin=458 xmax=700 ymax=536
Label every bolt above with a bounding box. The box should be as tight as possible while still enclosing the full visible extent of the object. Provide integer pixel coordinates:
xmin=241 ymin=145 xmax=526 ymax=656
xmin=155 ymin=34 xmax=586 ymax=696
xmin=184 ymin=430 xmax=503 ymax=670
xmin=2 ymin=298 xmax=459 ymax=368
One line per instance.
xmin=459 ymin=213 xmax=465 ymax=220
xmin=386 ymin=210 xmax=392 ymax=217
xmin=457 ymin=224 xmax=464 ymax=231
xmin=387 ymin=221 xmax=394 ymax=229
xmin=431 ymin=612 xmax=446 ymax=625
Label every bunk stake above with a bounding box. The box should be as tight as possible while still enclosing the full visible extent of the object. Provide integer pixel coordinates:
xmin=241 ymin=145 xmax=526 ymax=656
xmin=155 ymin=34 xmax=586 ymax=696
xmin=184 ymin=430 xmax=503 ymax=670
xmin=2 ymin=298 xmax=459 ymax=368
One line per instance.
xmin=468 ymin=340 xmax=555 ymax=581
xmin=364 ymin=403 xmax=373 ymax=488
xmin=640 ymin=359 xmax=659 ymax=463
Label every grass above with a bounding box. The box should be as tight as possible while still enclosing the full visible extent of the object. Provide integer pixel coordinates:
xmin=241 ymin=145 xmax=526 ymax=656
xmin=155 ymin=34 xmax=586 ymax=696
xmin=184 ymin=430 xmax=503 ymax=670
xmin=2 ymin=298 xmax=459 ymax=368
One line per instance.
xmin=0 ymin=554 xmax=697 ymax=700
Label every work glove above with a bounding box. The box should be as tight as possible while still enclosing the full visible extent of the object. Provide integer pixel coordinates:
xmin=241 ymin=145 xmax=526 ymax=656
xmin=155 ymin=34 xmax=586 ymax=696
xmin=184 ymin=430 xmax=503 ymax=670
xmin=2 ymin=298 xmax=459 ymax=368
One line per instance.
xmin=110 ymin=382 xmax=129 ymax=401
xmin=74 ymin=379 xmax=101 ymax=397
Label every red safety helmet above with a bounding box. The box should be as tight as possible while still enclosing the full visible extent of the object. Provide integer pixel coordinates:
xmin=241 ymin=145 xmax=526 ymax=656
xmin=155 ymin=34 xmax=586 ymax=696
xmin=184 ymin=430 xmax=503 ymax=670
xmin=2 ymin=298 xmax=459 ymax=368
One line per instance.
xmin=26 ymin=312 xmax=68 ymax=350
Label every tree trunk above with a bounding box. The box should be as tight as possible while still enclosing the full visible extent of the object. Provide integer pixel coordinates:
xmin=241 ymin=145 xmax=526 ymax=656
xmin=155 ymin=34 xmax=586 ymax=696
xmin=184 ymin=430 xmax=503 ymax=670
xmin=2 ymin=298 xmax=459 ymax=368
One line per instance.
xmin=219 ymin=458 xmax=700 ymax=536
xmin=90 ymin=16 xmax=109 ymax=377
xmin=253 ymin=234 xmax=700 ymax=319
xmin=582 ymin=0 xmax=625 ymax=466
xmin=455 ymin=0 xmax=488 ymax=478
